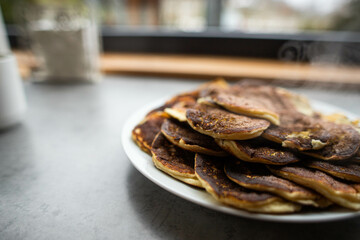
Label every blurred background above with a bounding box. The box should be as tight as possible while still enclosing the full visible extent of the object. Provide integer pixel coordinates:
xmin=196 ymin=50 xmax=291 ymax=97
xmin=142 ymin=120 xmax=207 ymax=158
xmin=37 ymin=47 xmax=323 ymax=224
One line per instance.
xmin=3 ymin=0 xmax=360 ymax=32
xmin=1 ymin=0 xmax=360 ymax=84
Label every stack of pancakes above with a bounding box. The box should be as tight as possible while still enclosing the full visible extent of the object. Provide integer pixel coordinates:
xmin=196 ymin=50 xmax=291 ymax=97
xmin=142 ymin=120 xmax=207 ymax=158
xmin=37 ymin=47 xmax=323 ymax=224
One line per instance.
xmin=132 ymin=79 xmax=360 ymax=213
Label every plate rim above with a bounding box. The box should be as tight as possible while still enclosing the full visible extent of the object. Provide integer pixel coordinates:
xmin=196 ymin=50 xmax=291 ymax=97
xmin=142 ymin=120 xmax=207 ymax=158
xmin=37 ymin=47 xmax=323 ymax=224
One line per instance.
xmin=122 ymin=96 xmax=360 ymax=223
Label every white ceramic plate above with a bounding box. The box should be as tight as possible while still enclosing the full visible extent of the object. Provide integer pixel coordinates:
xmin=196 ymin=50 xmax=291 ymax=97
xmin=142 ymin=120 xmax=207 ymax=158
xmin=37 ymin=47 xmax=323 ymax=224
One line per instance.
xmin=122 ymin=97 xmax=360 ymax=223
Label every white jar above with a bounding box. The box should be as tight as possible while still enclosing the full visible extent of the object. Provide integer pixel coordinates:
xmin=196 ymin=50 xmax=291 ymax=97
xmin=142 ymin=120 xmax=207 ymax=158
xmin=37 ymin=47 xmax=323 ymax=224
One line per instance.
xmin=0 ymin=54 xmax=26 ymax=129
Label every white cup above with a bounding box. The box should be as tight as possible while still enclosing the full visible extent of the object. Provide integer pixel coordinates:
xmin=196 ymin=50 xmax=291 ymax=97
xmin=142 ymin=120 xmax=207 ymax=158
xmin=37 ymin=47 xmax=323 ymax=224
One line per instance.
xmin=0 ymin=54 xmax=26 ymax=130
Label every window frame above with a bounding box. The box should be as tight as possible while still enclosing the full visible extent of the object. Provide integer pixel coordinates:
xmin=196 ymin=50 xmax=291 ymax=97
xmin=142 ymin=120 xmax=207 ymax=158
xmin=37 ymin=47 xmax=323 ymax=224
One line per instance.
xmin=7 ymin=24 xmax=360 ymax=64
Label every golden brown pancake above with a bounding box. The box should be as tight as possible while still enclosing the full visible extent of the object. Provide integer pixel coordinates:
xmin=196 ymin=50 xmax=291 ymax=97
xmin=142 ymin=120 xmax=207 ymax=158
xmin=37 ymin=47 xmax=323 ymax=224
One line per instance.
xmin=263 ymin=113 xmax=360 ymax=160
xmin=194 ymin=154 xmax=300 ymax=213
xmin=275 ymin=88 xmax=314 ymax=117
xmin=164 ymin=98 xmax=197 ymax=122
xmin=321 ymin=113 xmax=360 ymax=130
xmin=163 ymin=79 xmax=228 ymax=121
xmin=224 ymin=160 xmax=331 ymax=207
xmin=266 ymin=111 xmax=360 ymax=157
xmin=302 ymin=123 xmax=360 ymax=161
xmin=215 ymin=138 xmax=300 ymax=165
xmin=196 ymin=78 xmax=230 ymax=107
xmin=234 ymin=80 xmax=315 ymax=117
xmin=132 ymin=112 xmax=169 ymax=155
xmin=161 ymin=118 xmax=227 ymax=156
xmin=306 ymin=159 xmax=360 ymax=183
xmin=145 ymin=105 xmax=168 ymax=117
xmin=268 ymin=165 xmax=360 ymax=210
xmin=186 ymin=104 xmax=270 ymax=140
xmin=198 ymin=77 xmax=230 ymax=99
xmin=146 ymin=87 xmax=200 ymax=117
xmin=262 ymin=112 xmax=329 ymax=150
xmin=151 ymin=132 xmax=202 ymax=187
xmin=164 ymin=90 xmax=199 ymax=106
xmin=166 ymin=78 xmax=227 ymax=106
xmin=204 ymin=86 xmax=281 ymax=125
xmin=200 ymin=83 xmax=308 ymax=125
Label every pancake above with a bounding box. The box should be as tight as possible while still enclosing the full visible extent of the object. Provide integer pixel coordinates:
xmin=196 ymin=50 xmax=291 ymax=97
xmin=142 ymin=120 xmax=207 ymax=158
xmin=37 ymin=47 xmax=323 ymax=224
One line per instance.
xmin=263 ymin=113 xmax=360 ymax=160
xmin=224 ymin=160 xmax=331 ymax=207
xmin=302 ymin=123 xmax=360 ymax=160
xmin=270 ymin=112 xmax=360 ymax=157
xmin=204 ymin=85 xmax=281 ymax=125
xmin=234 ymin=80 xmax=315 ymax=117
xmin=275 ymin=88 xmax=314 ymax=117
xmin=145 ymin=105 xmax=168 ymax=117
xmin=146 ymin=87 xmax=200 ymax=117
xmin=200 ymin=83 xmax=310 ymax=125
xmin=186 ymin=104 xmax=270 ymax=140
xmin=268 ymin=165 xmax=360 ymax=210
xmin=164 ymin=89 xmax=199 ymax=106
xmin=164 ymin=97 xmax=197 ymax=122
xmin=321 ymin=113 xmax=360 ymax=130
xmin=306 ymin=159 xmax=360 ymax=183
xmin=161 ymin=118 xmax=227 ymax=156
xmin=215 ymin=138 xmax=300 ymax=165
xmin=163 ymin=78 xmax=228 ymax=121
xmin=132 ymin=111 xmax=169 ymax=155
xmin=262 ymin=112 xmax=329 ymax=150
xmin=198 ymin=77 xmax=230 ymax=99
xmin=151 ymin=132 xmax=202 ymax=187
xmin=194 ymin=154 xmax=301 ymax=213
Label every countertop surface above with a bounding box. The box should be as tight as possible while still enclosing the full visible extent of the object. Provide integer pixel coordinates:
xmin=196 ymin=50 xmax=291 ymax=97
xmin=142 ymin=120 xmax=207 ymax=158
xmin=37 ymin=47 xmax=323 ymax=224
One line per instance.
xmin=1 ymin=76 xmax=360 ymax=240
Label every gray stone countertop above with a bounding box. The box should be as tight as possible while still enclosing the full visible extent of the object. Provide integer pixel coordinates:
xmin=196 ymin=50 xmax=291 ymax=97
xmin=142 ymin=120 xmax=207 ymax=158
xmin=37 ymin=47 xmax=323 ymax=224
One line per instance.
xmin=1 ymin=75 xmax=360 ymax=240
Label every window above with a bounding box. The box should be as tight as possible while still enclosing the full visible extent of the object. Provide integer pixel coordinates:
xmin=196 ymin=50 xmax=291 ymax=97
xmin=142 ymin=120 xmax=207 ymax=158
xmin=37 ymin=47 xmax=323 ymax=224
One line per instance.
xmin=2 ymin=0 xmax=360 ymax=64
